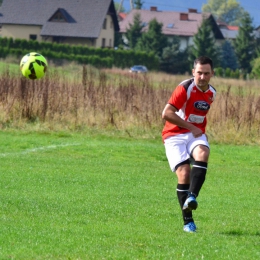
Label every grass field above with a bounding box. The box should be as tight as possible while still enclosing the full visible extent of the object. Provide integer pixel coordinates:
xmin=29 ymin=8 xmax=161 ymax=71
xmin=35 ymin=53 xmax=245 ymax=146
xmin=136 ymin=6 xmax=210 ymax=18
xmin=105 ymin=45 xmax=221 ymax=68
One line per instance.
xmin=0 ymin=130 xmax=259 ymax=259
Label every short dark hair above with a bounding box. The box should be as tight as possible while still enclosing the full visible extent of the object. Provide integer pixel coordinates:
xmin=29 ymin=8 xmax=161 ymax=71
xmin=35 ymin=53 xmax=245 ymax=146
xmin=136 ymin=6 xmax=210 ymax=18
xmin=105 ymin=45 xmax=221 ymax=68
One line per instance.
xmin=194 ymin=56 xmax=213 ymax=70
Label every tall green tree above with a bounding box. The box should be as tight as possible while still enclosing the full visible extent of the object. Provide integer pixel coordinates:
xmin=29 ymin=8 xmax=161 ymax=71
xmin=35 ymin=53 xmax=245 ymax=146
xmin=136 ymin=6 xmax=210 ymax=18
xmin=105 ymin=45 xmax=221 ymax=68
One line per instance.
xmin=136 ymin=18 xmax=168 ymax=58
xmin=125 ymin=13 xmax=143 ymax=49
xmin=202 ymin=0 xmax=245 ymax=25
xmin=233 ymin=12 xmax=255 ymax=73
xmin=134 ymin=0 xmax=144 ymax=9
xmin=220 ymin=40 xmax=238 ymax=70
xmin=255 ymin=38 xmax=260 ymax=58
xmin=189 ymin=18 xmax=219 ymax=67
xmin=160 ymin=37 xmax=189 ymax=73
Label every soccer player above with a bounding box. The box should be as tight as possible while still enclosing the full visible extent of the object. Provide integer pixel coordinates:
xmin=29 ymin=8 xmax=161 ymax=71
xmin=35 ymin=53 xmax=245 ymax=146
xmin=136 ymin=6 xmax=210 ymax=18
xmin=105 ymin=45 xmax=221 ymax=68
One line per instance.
xmin=161 ymin=56 xmax=216 ymax=233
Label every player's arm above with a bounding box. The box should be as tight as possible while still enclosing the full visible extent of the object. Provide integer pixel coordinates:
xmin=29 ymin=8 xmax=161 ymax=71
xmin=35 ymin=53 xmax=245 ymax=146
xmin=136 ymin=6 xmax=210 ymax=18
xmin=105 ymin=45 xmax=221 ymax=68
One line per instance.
xmin=162 ymin=104 xmax=203 ymax=138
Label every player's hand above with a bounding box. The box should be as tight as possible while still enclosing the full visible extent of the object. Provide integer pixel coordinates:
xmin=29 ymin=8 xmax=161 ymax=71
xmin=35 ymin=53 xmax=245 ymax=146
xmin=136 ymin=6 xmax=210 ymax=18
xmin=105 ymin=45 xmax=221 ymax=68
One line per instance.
xmin=190 ymin=126 xmax=203 ymax=138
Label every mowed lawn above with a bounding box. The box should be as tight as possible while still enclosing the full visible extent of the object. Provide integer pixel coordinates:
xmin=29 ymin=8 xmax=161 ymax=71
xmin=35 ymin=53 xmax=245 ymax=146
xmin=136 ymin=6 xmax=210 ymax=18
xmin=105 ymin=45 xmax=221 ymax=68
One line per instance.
xmin=0 ymin=130 xmax=259 ymax=259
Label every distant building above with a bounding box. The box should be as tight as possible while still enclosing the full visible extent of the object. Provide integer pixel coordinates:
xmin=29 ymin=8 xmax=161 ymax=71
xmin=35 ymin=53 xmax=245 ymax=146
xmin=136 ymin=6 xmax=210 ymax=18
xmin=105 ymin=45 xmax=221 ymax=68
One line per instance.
xmin=119 ymin=7 xmax=224 ymax=50
xmin=254 ymin=26 xmax=260 ymax=39
xmin=0 ymin=0 xmax=119 ymax=48
xmin=118 ymin=12 xmax=127 ymax=22
xmin=217 ymin=21 xmax=239 ymax=40
xmin=218 ymin=20 xmax=260 ymax=41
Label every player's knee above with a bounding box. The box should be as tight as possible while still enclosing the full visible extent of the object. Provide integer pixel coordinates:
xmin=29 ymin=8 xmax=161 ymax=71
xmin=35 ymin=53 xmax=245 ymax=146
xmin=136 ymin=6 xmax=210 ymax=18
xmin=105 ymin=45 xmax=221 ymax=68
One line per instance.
xmin=176 ymin=162 xmax=190 ymax=183
xmin=193 ymin=145 xmax=210 ymax=161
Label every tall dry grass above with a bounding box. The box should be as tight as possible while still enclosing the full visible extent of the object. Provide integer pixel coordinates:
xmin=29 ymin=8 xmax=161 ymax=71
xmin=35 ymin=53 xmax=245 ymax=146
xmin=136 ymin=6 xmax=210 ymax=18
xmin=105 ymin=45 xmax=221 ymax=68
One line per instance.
xmin=0 ymin=65 xmax=260 ymax=144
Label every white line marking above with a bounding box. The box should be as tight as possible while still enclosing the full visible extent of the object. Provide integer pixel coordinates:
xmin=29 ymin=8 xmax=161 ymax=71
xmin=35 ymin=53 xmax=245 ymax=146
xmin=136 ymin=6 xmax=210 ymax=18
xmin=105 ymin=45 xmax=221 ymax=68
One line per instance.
xmin=0 ymin=143 xmax=81 ymax=157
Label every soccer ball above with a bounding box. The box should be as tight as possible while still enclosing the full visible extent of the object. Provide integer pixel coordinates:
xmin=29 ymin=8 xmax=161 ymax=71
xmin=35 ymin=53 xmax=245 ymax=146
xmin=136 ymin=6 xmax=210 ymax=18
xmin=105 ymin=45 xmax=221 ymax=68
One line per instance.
xmin=20 ymin=52 xmax=48 ymax=79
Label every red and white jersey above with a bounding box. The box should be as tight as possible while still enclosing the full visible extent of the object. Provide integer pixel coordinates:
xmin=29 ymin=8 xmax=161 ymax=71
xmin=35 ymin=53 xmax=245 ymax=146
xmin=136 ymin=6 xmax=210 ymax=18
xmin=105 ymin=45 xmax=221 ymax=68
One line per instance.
xmin=162 ymin=78 xmax=216 ymax=141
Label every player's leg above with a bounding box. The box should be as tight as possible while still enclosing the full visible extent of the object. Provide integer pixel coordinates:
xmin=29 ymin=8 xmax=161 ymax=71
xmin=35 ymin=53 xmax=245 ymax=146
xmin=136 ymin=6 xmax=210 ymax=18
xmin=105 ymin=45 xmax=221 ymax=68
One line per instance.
xmin=183 ymin=134 xmax=210 ymax=212
xmin=189 ymin=144 xmax=209 ymax=196
xmin=164 ymin=135 xmax=196 ymax=232
xmin=175 ymin=162 xmax=196 ymax=232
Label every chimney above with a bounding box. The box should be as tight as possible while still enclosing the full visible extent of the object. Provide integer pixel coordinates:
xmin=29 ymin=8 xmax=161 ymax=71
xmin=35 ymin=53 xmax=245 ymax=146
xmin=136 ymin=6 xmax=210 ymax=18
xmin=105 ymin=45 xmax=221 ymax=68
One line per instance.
xmin=180 ymin=13 xmax=189 ymax=21
xmin=150 ymin=6 xmax=157 ymax=11
xmin=188 ymin=8 xmax=197 ymax=13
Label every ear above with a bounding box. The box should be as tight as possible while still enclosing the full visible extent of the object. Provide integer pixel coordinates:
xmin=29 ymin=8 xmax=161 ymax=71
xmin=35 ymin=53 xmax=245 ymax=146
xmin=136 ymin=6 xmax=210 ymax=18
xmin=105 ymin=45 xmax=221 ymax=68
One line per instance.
xmin=192 ymin=69 xmax=195 ymax=76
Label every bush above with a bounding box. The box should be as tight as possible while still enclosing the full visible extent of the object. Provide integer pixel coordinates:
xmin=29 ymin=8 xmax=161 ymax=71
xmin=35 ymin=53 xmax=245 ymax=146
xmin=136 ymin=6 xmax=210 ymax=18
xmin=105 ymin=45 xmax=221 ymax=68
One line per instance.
xmin=250 ymin=57 xmax=260 ymax=79
xmin=215 ymin=67 xmax=223 ymax=77
xmin=0 ymin=37 xmax=159 ymax=71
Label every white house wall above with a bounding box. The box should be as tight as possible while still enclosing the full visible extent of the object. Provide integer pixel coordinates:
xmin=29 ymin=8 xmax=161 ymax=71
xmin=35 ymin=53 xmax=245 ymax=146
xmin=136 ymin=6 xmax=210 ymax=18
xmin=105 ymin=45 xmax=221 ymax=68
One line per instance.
xmin=96 ymin=15 xmax=114 ymax=48
xmin=0 ymin=15 xmax=115 ymax=48
xmin=1 ymin=24 xmax=42 ymax=41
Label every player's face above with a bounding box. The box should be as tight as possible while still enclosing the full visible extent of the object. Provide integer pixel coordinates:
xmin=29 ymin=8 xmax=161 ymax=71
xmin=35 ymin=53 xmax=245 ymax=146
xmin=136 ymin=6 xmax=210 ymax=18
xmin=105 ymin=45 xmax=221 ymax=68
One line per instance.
xmin=192 ymin=63 xmax=214 ymax=91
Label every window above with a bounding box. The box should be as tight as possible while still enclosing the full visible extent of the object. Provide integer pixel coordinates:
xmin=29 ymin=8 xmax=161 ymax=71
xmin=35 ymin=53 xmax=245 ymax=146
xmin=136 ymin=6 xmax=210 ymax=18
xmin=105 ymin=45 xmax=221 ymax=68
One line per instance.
xmin=167 ymin=23 xmax=174 ymax=28
xmin=102 ymin=38 xmax=106 ymax=47
xmin=50 ymin=12 xmax=66 ymax=22
xmin=103 ymin=18 xmax=107 ymax=29
xmin=53 ymin=36 xmax=61 ymax=43
xmin=29 ymin=34 xmax=37 ymax=40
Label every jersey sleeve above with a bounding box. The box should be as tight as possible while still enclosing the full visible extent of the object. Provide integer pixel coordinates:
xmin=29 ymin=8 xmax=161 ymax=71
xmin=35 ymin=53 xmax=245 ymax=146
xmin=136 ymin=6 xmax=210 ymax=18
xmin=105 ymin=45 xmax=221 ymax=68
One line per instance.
xmin=168 ymin=85 xmax=187 ymax=111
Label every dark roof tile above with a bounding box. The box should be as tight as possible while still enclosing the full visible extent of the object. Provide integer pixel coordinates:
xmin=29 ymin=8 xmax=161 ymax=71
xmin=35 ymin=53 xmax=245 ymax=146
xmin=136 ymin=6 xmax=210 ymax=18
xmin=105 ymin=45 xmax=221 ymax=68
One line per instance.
xmin=0 ymin=0 xmax=119 ymax=38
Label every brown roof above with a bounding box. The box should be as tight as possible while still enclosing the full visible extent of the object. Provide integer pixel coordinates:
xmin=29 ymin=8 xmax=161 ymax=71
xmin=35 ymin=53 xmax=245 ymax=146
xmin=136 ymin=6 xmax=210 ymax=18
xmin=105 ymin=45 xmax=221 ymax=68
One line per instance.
xmin=119 ymin=9 xmax=215 ymax=37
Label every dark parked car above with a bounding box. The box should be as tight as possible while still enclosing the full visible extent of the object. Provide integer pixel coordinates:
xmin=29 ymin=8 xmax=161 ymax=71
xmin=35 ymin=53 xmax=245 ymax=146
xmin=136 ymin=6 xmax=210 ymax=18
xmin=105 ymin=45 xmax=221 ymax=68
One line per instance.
xmin=129 ymin=65 xmax=148 ymax=73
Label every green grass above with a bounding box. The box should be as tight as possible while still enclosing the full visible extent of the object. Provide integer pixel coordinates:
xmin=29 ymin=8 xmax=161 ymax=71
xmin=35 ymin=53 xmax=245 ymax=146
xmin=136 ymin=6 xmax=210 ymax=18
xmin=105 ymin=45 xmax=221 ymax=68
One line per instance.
xmin=0 ymin=130 xmax=259 ymax=259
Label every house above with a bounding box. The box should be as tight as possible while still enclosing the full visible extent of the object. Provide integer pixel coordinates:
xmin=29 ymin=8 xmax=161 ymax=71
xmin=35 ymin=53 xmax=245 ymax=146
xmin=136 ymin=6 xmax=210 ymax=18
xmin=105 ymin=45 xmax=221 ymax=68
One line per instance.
xmin=217 ymin=21 xmax=239 ymax=40
xmin=0 ymin=0 xmax=119 ymax=48
xmin=218 ymin=21 xmax=260 ymax=41
xmin=118 ymin=12 xmax=127 ymax=22
xmin=119 ymin=7 xmax=224 ymax=50
xmin=255 ymin=26 xmax=260 ymax=39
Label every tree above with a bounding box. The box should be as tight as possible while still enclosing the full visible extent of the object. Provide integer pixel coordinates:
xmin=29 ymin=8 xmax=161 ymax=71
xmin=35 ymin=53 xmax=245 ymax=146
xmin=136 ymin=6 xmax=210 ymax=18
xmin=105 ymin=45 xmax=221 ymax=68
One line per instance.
xmin=160 ymin=37 xmax=189 ymax=73
xmin=125 ymin=13 xmax=143 ymax=49
xmin=134 ymin=0 xmax=144 ymax=10
xmin=233 ymin=12 xmax=255 ymax=73
xmin=189 ymin=18 xmax=219 ymax=67
xmin=114 ymin=2 xmax=125 ymax=13
xmin=251 ymin=57 xmax=260 ymax=79
xmin=255 ymin=38 xmax=260 ymax=58
xmin=202 ymin=0 xmax=245 ymax=25
xmin=136 ymin=18 xmax=168 ymax=58
xmin=220 ymin=40 xmax=238 ymax=70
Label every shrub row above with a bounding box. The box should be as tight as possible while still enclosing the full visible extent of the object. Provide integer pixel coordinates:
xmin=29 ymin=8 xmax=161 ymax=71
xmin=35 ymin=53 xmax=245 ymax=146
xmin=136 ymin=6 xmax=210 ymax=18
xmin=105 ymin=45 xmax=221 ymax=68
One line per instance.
xmin=215 ymin=67 xmax=240 ymax=79
xmin=0 ymin=37 xmax=159 ymax=70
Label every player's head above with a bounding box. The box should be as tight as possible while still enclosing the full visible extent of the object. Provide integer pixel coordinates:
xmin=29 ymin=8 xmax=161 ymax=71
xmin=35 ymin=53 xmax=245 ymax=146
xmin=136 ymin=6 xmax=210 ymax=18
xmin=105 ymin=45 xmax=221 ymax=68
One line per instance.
xmin=192 ymin=56 xmax=214 ymax=90
xmin=193 ymin=56 xmax=214 ymax=70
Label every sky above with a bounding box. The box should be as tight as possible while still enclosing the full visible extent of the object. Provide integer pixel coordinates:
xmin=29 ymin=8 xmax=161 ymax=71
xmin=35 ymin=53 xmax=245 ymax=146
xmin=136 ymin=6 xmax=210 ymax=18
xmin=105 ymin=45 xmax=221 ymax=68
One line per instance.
xmin=116 ymin=0 xmax=260 ymax=27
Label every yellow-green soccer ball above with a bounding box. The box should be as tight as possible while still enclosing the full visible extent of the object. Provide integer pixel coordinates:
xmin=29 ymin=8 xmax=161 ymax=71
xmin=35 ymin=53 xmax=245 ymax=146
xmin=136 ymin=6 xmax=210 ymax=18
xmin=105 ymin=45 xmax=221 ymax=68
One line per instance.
xmin=20 ymin=52 xmax=48 ymax=79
